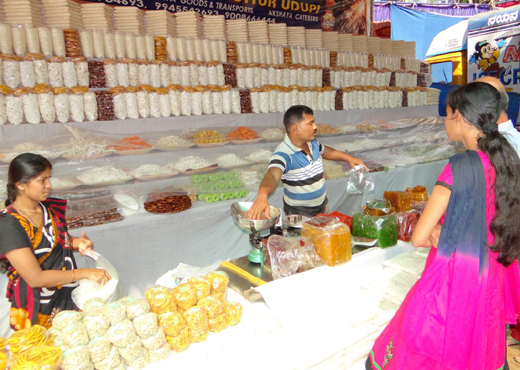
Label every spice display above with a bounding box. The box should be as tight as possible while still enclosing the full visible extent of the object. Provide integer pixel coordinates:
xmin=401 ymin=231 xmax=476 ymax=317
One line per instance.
xmin=110 ymin=86 xmax=127 ymax=120
xmin=83 ymin=91 xmax=98 ymax=122
xmin=3 ymin=55 xmax=21 ymax=89
xmin=6 ymin=89 xmax=24 ymax=125
xmin=301 ymin=216 xmax=351 ymax=267
xmin=95 ymin=90 xmax=116 ymax=121
xmin=144 ymin=192 xmax=192 ymax=214
xmin=88 ymin=60 xmax=107 ymax=88
xmin=20 ymin=57 xmax=36 ymax=88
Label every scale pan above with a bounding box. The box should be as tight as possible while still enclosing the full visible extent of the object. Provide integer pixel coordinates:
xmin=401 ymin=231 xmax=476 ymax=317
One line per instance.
xmin=231 ymin=202 xmax=281 ymax=232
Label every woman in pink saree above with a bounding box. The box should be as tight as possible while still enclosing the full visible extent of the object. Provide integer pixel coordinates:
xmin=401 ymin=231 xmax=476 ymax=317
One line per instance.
xmin=367 ymin=82 xmax=520 ymax=370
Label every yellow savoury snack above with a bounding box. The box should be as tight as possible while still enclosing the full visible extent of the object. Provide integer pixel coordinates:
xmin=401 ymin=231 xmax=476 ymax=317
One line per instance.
xmin=148 ymin=293 xmax=176 ymax=315
xmin=210 ymin=291 xmax=226 ymax=303
xmin=8 ymin=325 xmax=48 ymax=354
xmin=145 ymin=286 xmax=170 ymax=300
xmin=183 ymin=307 xmax=209 ymax=343
xmin=158 ymin=311 xmax=186 ymax=337
xmin=208 ymin=314 xmax=228 ymax=333
xmin=10 ymin=345 xmax=62 ymax=370
xmin=0 ymin=351 xmax=7 ymax=370
xmin=206 ymin=271 xmax=229 ymax=293
xmin=166 ymin=327 xmax=190 ymax=352
xmin=172 ymin=284 xmax=197 ymax=311
xmin=187 ymin=277 xmax=210 ymax=302
xmin=196 ymin=296 xmax=222 ymax=318
xmin=223 ymin=301 xmax=243 ymax=326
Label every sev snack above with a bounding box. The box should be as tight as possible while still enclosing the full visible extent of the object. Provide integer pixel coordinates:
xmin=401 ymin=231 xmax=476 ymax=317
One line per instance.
xmin=8 ymin=325 xmax=49 ymax=354
xmin=10 ymin=345 xmax=62 ymax=370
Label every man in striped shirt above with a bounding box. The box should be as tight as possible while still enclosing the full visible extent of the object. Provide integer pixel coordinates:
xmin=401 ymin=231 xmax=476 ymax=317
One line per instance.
xmin=248 ymin=105 xmax=366 ymax=219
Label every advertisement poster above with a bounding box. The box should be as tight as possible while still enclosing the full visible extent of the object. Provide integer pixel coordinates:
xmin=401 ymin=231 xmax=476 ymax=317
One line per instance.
xmin=467 ymin=7 xmax=520 ymax=92
xmin=82 ymin=0 xmax=368 ymax=35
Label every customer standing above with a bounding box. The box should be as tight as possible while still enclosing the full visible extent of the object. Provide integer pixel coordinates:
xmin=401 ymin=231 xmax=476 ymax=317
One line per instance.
xmin=366 ymin=82 xmax=520 ymax=369
xmin=0 ymin=153 xmax=110 ymax=331
xmin=248 ymin=105 xmax=366 ymax=219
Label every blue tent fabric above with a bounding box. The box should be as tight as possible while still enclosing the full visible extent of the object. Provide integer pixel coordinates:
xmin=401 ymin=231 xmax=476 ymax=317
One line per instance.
xmin=390 ymin=5 xmax=468 ymax=59
xmin=431 ymin=82 xmax=520 ymax=125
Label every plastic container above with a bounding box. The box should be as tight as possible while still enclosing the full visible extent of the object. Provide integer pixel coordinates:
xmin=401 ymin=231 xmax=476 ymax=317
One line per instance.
xmin=301 ymin=216 xmax=351 ymax=266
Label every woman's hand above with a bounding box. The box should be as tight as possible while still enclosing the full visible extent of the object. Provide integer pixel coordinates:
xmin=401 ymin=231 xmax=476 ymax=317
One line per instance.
xmin=78 ymin=268 xmax=111 ymax=285
xmin=76 ymin=232 xmax=94 ymax=256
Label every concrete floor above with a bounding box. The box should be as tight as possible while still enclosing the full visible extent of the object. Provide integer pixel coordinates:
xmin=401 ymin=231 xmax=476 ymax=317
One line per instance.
xmin=508 ymin=331 xmax=520 ymax=370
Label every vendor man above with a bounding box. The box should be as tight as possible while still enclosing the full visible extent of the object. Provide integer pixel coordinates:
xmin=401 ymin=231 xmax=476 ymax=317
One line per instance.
xmin=247 ymin=105 xmax=366 ymax=219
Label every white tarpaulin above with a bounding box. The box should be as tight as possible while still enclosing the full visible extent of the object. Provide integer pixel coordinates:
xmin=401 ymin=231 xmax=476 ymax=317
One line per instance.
xmin=426 ymin=19 xmax=469 ymax=58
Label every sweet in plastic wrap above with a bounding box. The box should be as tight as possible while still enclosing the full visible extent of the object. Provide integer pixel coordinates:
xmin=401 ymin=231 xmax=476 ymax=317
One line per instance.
xmin=82 ymin=298 xmax=106 ymax=316
xmin=147 ymin=292 xmax=176 ymax=315
xmin=140 ymin=327 xmax=167 ymax=351
xmin=208 ymin=314 xmax=228 ymax=333
xmin=205 ymin=271 xmax=229 ymax=293
xmin=196 ymin=296 xmax=223 ymax=318
xmin=107 ymin=320 xmax=137 ymax=348
xmin=384 ymin=191 xmax=412 ymax=212
xmin=62 ymin=322 xmax=89 ymax=348
xmin=172 ymin=283 xmax=197 ymax=311
xmin=118 ymin=337 xmax=143 ymax=362
xmin=125 ymin=349 xmax=149 ymax=369
xmin=83 ymin=314 xmax=110 ymax=339
xmin=267 ymin=235 xmax=303 ymax=279
xmin=145 ymin=286 xmax=171 ymax=301
xmin=133 ymin=312 xmax=159 ymax=338
xmin=147 ymin=342 xmax=171 ymax=363
xmin=363 ymin=199 xmax=394 ymax=216
xmin=406 ymin=185 xmax=429 ymax=212
xmin=52 ymin=311 xmax=84 ymax=330
xmin=301 ymin=216 xmax=351 ymax=266
xmin=92 ymin=344 xmax=120 ymax=370
xmin=158 ymin=312 xmax=186 ymax=337
xmin=187 ymin=276 xmax=211 ymax=302
xmin=60 ymin=346 xmax=91 ymax=370
xmin=222 ymin=301 xmax=243 ymax=327
xmin=183 ymin=307 xmax=209 ymax=343
xmin=352 ymin=203 xmax=398 ymax=248
xmin=102 ymin=302 xmax=127 ymax=326
xmin=397 ymin=210 xmax=420 ymax=242
xmin=126 ymin=299 xmax=151 ymax=320
xmin=166 ymin=327 xmax=190 ymax=352
xmin=8 ymin=325 xmax=49 ymax=354
xmin=210 ymin=291 xmax=226 ymax=303
xmin=87 ymin=336 xmax=111 ymax=364
xmin=9 ymin=345 xmax=62 ymax=370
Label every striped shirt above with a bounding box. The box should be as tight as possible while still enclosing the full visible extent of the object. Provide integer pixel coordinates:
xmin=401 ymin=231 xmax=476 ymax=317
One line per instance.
xmin=268 ymin=134 xmax=327 ymax=214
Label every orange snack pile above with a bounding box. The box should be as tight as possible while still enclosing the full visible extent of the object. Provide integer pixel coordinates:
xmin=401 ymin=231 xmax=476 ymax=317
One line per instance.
xmin=226 ymin=126 xmax=260 ymax=141
xmin=109 ymin=136 xmax=152 ymax=151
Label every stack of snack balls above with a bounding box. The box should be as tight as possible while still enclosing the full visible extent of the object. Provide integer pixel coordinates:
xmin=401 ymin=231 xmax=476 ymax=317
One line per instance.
xmin=4 ymin=325 xmax=62 ymax=369
xmin=145 ymin=270 xmax=243 ymax=353
xmin=50 ymin=295 xmax=171 ymax=370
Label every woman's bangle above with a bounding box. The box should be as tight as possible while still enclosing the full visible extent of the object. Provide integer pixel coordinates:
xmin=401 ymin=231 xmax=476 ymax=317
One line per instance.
xmin=71 ymin=269 xmax=75 ymax=283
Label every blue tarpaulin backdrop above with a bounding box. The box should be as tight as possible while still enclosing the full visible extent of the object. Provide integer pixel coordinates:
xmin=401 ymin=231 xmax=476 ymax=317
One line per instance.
xmin=391 ymin=5 xmax=468 ymax=60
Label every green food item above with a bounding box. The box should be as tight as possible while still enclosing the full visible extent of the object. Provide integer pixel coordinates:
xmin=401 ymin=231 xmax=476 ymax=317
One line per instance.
xmin=191 ymin=175 xmax=203 ymax=184
xmin=226 ymin=192 xmax=235 ymax=199
xmin=209 ymin=173 xmax=223 ymax=182
xmin=212 ymin=194 xmax=220 ymax=202
xmin=224 ymin=171 xmax=237 ymax=180
xmin=220 ymin=193 xmax=229 ymax=201
xmin=352 ymin=212 xmax=398 ymax=248
xmin=199 ymin=174 xmax=209 ymax=182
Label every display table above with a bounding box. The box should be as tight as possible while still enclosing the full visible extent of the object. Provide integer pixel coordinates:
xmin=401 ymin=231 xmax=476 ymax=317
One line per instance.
xmin=141 ymin=241 xmax=418 ymax=370
xmin=75 ymin=159 xmax=446 ymax=297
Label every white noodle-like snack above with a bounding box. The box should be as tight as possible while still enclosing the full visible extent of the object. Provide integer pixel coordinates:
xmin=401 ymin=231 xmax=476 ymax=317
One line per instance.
xmin=62 ymin=322 xmax=90 ymax=348
xmin=76 ymin=166 xmax=132 ymax=186
xmin=83 ymin=314 xmax=110 ymax=339
xmin=118 ymin=337 xmax=143 ymax=362
xmin=140 ymin=326 xmax=166 ymax=351
xmin=129 ymin=165 xmax=177 ymax=179
xmin=133 ymin=312 xmax=159 ymax=338
xmin=147 ymin=342 xmax=171 ymax=363
xmin=216 ymin=153 xmax=249 ymax=168
xmin=155 ymin=135 xmax=192 ymax=149
xmin=53 ymin=310 xmax=84 ymax=330
xmin=102 ymin=302 xmax=128 ymax=325
xmin=261 ymin=128 xmax=284 ymax=141
xmin=107 ymin=319 xmax=137 ymax=348
xmin=244 ymin=149 xmax=273 ymax=162
xmin=168 ymin=156 xmax=211 ymax=172
xmin=87 ymin=336 xmax=112 ymax=364
xmin=61 ymin=346 xmax=91 ymax=370
xmin=92 ymin=343 xmax=121 ymax=370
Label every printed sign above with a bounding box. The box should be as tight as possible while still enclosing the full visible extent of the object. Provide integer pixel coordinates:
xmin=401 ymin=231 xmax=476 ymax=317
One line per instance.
xmin=81 ymin=0 xmax=368 ymax=35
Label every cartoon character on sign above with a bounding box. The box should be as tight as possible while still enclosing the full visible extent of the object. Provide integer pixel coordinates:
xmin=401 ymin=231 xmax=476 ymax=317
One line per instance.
xmin=469 ymin=39 xmax=507 ymax=77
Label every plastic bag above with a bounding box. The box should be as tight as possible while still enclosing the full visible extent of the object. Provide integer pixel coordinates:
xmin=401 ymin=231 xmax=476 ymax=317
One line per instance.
xmin=345 ymin=165 xmax=374 ymax=194
xmin=71 ymin=251 xmax=126 ymax=309
xmin=397 ymin=210 xmax=420 ymax=242
xmin=267 ymin=235 xmax=302 ymax=280
xmin=301 ymin=216 xmax=351 ymax=266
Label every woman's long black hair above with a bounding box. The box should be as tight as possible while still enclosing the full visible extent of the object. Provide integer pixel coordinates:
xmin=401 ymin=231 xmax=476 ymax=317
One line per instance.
xmin=448 ymin=82 xmax=520 ymax=266
xmin=5 ymin=153 xmax=52 ymax=206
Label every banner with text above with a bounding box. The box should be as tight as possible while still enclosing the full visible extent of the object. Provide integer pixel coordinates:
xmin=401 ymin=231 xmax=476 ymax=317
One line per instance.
xmin=81 ymin=0 xmax=368 ymax=35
